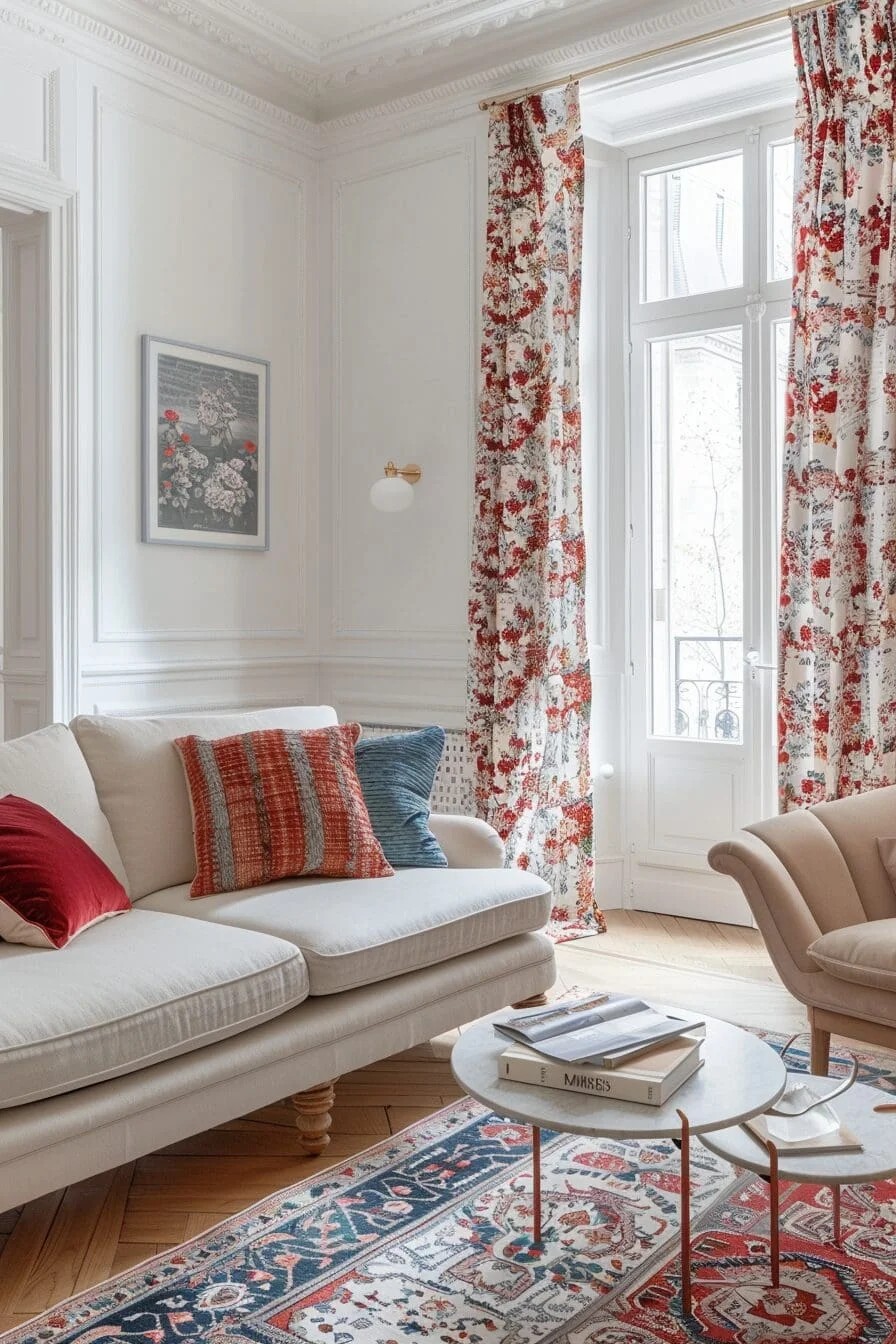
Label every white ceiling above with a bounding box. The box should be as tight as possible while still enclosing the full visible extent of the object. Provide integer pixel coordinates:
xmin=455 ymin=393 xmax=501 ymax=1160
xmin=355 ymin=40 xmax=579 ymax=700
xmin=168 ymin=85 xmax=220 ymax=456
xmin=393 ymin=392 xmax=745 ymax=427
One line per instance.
xmin=258 ymin=0 xmax=481 ymax=48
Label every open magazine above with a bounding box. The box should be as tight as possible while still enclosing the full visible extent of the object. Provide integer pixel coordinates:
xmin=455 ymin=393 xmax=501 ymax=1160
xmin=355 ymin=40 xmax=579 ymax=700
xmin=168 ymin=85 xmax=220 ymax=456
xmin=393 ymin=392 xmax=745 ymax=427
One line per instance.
xmin=494 ymin=993 xmax=705 ymax=1069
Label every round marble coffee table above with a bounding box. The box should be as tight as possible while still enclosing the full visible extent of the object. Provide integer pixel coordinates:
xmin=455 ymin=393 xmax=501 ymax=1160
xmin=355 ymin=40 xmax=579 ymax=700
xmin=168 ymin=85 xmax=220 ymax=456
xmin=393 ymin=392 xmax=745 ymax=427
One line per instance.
xmin=452 ymin=1009 xmax=786 ymax=1315
xmin=700 ymin=1072 xmax=896 ymax=1285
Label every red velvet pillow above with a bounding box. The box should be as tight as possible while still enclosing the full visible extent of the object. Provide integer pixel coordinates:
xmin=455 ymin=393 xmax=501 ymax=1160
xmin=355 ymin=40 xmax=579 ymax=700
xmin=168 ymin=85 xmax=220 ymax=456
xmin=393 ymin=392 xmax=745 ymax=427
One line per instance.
xmin=175 ymin=723 xmax=394 ymax=897
xmin=0 ymin=795 xmax=130 ymax=949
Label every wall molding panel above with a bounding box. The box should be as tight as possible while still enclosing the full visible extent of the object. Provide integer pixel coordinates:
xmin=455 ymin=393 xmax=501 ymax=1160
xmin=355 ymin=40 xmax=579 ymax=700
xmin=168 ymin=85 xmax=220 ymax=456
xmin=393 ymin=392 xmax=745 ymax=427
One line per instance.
xmin=326 ymin=132 xmax=478 ymax=667
xmin=82 ymin=654 xmax=320 ymax=716
xmin=319 ymin=657 xmax=467 ymax=730
xmin=88 ymin=85 xmax=312 ymax=664
xmin=0 ymin=51 xmax=61 ymax=173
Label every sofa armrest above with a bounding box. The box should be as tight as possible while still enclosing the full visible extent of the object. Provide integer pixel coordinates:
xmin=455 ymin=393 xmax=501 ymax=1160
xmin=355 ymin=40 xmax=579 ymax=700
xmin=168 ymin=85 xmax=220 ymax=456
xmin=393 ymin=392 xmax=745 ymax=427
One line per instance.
xmin=709 ymin=831 xmax=823 ymax=977
xmin=429 ymin=814 xmax=505 ymax=869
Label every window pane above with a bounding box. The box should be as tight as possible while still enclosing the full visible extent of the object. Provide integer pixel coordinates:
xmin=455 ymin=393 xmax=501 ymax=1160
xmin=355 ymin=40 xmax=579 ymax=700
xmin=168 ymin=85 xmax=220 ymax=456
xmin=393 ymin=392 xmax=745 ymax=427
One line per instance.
xmin=642 ymin=154 xmax=743 ymax=302
xmin=769 ymin=140 xmax=795 ymax=281
xmin=650 ymin=329 xmax=744 ymax=741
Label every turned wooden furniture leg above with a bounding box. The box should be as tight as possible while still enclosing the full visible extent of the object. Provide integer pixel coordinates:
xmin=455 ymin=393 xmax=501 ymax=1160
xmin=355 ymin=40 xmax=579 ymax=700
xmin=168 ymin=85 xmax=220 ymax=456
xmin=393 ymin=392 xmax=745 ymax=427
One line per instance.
xmin=810 ymin=1013 xmax=831 ymax=1076
xmin=291 ymin=1079 xmax=338 ymax=1156
xmin=512 ymin=992 xmax=549 ymax=1008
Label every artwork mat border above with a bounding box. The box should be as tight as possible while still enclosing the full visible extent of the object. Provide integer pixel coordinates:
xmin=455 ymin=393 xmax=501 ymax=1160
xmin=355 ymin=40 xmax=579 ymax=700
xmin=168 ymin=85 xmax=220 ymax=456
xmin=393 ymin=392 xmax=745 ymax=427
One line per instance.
xmin=141 ymin=334 xmax=271 ymax=551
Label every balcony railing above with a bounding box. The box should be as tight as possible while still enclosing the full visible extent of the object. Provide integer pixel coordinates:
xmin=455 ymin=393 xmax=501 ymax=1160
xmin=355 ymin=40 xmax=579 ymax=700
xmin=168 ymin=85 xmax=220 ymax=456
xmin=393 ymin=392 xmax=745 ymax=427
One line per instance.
xmin=674 ymin=635 xmax=742 ymax=741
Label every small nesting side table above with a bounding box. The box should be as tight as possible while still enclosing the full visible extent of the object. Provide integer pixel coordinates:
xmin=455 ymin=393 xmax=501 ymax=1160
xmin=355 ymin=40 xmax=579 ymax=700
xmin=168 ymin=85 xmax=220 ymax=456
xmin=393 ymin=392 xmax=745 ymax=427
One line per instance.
xmin=699 ymin=1071 xmax=896 ymax=1285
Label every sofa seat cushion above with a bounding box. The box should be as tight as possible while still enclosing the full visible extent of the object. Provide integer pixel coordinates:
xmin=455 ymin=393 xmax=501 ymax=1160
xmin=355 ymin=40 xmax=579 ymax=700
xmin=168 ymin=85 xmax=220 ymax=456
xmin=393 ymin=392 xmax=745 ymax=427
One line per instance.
xmin=139 ymin=867 xmax=552 ymax=996
xmin=808 ymin=918 xmax=896 ymax=991
xmin=71 ymin=706 xmax=339 ymax=900
xmin=0 ymin=909 xmax=308 ymax=1108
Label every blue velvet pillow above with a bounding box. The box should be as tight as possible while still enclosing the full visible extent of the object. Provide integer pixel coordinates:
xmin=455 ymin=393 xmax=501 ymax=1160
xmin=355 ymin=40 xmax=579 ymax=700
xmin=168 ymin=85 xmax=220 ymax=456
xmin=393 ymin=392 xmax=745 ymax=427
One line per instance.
xmin=354 ymin=728 xmax=448 ymax=868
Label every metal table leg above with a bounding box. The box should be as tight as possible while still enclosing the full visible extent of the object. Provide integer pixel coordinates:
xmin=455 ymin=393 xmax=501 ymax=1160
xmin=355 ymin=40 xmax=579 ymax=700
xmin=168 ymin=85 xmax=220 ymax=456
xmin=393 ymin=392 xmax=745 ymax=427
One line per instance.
xmin=532 ymin=1125 xmax=542 ymax=1243
xmin=677 ymin=1109 xmax=692 ymax=1315
xmin=832 ymin=1183 xmax=841 ymax=1246
xmin=767 ymin=1140 xmax=780 ymax=1288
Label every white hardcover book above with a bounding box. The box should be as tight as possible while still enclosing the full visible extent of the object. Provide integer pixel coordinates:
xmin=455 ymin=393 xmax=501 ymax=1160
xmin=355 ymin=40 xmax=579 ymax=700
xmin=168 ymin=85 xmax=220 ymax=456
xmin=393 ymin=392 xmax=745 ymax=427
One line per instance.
xmin=499 ymin=1036 xmax=703 ymax=1106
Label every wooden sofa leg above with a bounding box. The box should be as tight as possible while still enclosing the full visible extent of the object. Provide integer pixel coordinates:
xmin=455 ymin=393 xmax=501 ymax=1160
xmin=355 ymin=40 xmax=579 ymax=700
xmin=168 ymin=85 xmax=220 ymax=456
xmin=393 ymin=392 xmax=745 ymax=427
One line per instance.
xmin=291 ymin=1079 xmax=338 ymax=1156
xmin=810 ymin=1020 xmax=831 ymax=1076
xmin=512 ymin=992 xmax=549 ymax=1009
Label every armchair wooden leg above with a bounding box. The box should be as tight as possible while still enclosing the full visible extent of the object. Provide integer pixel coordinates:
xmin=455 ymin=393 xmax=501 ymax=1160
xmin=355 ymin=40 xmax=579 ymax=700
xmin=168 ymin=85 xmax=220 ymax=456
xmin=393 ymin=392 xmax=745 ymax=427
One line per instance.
xmin=810 ymin=1017 xmax=831 ymax=1076
xmin=512 ymin=992 xmax=549 ymax=1009
xmin=291 ymin=1079 xmax=338 ymax=1156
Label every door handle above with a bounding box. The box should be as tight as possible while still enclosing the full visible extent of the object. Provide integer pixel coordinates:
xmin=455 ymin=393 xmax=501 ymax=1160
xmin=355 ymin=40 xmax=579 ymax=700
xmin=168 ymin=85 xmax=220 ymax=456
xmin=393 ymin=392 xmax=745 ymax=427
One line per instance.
xmin=744 ymin=648 xmax=775 ymax=677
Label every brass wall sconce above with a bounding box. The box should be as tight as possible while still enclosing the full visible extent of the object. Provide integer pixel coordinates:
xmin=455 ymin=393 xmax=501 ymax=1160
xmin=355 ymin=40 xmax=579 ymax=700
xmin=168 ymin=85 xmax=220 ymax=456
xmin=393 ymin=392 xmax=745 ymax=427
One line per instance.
xmin=370 ymin=461 xmax=422 ymax=513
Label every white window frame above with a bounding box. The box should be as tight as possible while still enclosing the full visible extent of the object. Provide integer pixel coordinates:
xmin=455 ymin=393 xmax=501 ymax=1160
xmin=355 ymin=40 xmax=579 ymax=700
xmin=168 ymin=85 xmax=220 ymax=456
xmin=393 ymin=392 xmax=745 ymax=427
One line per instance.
xmin=624 ymin=112 xmax=795 ymax=907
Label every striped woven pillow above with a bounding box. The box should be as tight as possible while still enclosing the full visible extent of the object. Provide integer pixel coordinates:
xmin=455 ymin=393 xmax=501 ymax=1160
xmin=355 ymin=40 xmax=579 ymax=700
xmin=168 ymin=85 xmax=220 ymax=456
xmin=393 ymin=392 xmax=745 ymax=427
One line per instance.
xmin=175 ymin=723 xmax=393 ymax=897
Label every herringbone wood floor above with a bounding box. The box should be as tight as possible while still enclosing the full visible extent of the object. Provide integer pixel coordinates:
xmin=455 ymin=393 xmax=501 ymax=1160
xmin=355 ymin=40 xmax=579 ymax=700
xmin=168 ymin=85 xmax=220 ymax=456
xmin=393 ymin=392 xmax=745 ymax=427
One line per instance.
xmin=0 ymin=911 xmax=807 ymax=1332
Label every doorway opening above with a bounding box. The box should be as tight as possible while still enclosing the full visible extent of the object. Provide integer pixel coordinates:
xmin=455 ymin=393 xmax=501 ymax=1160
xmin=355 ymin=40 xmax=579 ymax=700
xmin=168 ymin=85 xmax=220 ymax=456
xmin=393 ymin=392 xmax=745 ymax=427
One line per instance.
xmin=582 ymin=27 xmax=796 ymax=923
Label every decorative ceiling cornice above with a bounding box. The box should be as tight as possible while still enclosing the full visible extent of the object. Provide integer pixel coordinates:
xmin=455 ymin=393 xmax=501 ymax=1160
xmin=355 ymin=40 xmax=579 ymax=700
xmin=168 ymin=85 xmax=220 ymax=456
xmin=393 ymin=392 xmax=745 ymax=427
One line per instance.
xmin=134 ymin=0 xmax=589 ymax=79
xmin=139 ymin=0 xmax=320 ymax=92
xmin=321 ymin=0 xmax=789 ymax=137
xmin=2 ymin=0 xmax=322 ymax=141
xmin=3 ymin=0 xmax=790 ymax=134
xmin=0 ymin=1 xmax=63 ymax=42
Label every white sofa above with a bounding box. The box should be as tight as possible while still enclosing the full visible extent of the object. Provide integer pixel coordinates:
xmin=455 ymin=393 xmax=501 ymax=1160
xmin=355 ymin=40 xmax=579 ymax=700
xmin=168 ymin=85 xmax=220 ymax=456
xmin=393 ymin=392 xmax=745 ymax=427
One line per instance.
xmin=0 ymin=706 xmax=555 ymax=1213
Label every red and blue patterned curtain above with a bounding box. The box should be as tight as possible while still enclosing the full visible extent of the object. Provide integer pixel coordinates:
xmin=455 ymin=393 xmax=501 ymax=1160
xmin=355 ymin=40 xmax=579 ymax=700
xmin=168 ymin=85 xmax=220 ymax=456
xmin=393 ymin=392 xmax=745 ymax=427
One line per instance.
xmin=779 ymin=0 xmax=896 ymax=808
xmin=467 ymin=82 xmax=604 ymax=940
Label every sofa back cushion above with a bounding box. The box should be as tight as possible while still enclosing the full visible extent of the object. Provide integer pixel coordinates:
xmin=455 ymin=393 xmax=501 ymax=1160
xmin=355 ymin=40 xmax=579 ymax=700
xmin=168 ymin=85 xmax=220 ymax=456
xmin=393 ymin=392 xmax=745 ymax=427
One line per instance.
xmin=0 ymin=724 xmax=128 ymax=890
xmin=71 ymin=707 xmax=338 ymax=899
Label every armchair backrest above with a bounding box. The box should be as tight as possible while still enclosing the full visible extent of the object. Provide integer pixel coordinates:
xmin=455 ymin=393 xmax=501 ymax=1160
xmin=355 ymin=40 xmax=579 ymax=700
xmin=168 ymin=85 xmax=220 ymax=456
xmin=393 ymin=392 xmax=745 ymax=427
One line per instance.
xmin=747 ymin=783 xmax=896 ymax=933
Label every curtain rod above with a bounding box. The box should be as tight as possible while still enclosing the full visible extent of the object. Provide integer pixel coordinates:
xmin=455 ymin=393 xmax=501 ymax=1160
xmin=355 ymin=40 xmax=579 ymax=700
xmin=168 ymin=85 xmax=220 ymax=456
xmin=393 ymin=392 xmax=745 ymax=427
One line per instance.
xmin=478 ymin=0 xmax=832 ymax=111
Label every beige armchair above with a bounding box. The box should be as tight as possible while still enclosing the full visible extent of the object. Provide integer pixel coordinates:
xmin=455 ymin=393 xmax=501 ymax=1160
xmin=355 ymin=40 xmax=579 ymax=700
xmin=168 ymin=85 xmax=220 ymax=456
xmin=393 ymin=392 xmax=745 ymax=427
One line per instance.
xmin=709 ymin=786 xmax=896 ymax=1075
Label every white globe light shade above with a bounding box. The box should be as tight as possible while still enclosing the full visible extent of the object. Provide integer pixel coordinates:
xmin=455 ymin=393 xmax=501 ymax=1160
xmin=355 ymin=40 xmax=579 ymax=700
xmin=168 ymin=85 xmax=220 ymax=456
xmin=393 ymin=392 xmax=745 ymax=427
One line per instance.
xmin=370 ymin=475 xmax=414 ymax=512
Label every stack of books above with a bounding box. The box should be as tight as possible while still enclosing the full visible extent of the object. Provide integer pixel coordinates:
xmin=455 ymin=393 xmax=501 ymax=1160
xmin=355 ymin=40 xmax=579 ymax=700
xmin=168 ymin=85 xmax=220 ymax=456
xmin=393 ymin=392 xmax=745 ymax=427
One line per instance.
xmin=496 ymin=993 xmax=705 ymax=1106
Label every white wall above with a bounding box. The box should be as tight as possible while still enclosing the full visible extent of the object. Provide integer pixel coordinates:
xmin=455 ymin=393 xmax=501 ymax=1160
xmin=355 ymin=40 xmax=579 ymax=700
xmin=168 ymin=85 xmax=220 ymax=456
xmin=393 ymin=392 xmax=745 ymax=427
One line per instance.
xmin=318 ymin=115 xmax=485 ymax=733
xmin=0 ymin=19 xmax=319 ymax=725
xmin=318 ymin=116 xmax=626 ymax=902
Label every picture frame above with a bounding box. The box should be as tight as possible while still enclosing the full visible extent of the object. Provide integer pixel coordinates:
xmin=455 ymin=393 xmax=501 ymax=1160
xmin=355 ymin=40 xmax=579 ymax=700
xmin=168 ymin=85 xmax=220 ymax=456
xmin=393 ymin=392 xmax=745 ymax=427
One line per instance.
xmin=142 ymin=335 xmax=270 ymax=550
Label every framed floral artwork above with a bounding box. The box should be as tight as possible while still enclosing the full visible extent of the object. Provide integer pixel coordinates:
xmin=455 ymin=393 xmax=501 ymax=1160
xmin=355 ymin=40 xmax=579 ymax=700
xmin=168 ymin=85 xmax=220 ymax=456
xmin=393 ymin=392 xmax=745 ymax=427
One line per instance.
xmin=142 ymin=336 xmax=270 ymax=549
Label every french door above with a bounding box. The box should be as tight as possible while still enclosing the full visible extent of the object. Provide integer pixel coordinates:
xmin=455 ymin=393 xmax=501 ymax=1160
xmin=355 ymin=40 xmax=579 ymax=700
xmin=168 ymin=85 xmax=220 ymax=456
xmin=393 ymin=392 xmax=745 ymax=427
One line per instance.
xmin=627 ymin=119 xmax=794 ymax=923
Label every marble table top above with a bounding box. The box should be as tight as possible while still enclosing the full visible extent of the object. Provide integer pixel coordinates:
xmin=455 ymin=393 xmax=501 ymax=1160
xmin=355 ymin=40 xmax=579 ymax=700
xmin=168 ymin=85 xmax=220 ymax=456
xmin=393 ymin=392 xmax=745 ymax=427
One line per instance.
xmin=700 ymin=1072 xmax=896 ymax=1184
xmin=451 ymin=1008 xmax=786 ymax=1141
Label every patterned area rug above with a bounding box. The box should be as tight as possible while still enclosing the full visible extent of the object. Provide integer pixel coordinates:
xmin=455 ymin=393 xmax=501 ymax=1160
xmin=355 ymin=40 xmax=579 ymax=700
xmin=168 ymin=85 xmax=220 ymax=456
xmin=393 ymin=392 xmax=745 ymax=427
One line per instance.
xmin=5 ymin=1038 xmax=896 ymax=1344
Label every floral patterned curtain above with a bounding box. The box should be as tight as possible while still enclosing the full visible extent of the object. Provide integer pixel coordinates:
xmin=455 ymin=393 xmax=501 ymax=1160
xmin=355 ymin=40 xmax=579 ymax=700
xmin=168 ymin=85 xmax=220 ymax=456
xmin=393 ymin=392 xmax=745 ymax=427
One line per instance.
xmin=467 ymin=82 xmax=604 ymax=940
xmin=779 ymin=0 xmax=896 ymax=808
